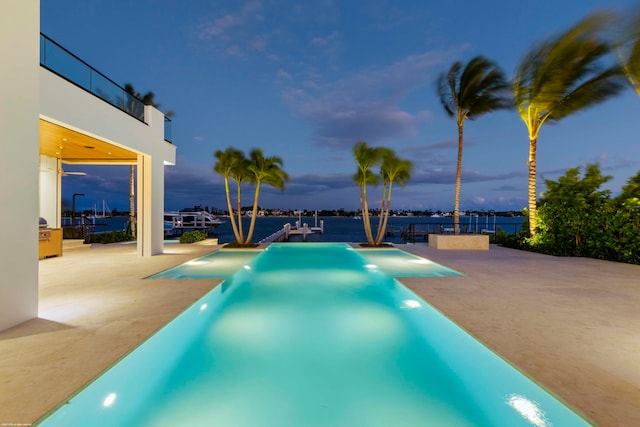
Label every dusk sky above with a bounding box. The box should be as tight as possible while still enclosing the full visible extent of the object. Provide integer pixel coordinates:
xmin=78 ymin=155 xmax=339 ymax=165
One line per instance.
xmin=41 ymin=0 xmax=640 ymax=213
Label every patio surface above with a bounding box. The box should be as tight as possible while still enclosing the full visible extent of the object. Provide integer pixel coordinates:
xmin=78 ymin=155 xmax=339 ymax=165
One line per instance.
xmin=398 ymin=244 xmax=640 ymax=427
xmin=0 ymin=241 xmax=638 ymax=426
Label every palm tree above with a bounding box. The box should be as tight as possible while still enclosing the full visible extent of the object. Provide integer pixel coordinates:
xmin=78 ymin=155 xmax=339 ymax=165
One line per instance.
xmin=616 ymin=8 xmax=640 ymax=95
xmin=437 ymin=56 xmax=511 ymax=234
xmin=353 ymin=141 xmax=386 ymax=245
xmin=245 ymin=149 xmax=289 ymax=244
xmin=513 ymin=12 xmax=626 ymax=237
xmin=214 ymin=147 xmax=245 ymax=244
xmin=374 ymin=152 xmax=413 ymax=245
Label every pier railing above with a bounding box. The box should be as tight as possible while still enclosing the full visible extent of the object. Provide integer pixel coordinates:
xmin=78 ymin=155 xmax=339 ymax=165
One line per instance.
xmin=259 ymin=223 xmax=291 ymax=244
xmin=259 ymin=219 xmax=325 ymax=244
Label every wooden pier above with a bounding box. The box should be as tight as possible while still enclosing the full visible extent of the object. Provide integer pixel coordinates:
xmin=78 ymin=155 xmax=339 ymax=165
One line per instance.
xmin=258 ymin=212 xmax=324 ymax=244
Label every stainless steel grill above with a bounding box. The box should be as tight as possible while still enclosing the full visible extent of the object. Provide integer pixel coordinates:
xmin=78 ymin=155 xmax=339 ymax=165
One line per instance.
xmin=39 ymin=218 xmax=51 ymax=240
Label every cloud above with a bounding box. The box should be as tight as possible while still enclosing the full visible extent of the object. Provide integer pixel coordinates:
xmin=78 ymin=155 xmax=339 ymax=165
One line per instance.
xmin=63 ymin=162 xmax=528 ymax=213
xmin=472 ymin=196 xmax=486 ymax=204
xmin=198 ymin=0 xmax=265 ymax=57
xmin=61 ymin=165 xmax=133 ymax=210
xmin=540 ymin=157 xmax=637 ymax=181
xmin=411 ymin=168 xmax=526 ymax=185
xmin=163 ymin=159 xmax=358 ymax=210
xmin=249 ymin=35 xmax=267 ymax=51
xmin=492 ymin=185 xmax=521 ymax=191
xmin=400 ymin=140 xmax=457 ymax=154
xmin=276 ymin=69 xmax=293 ymax=80
xmin=307 ymin=31 xmax=343 ymax=62
xmin=281 ymin=49 xmax=459 ymax=149
xmin=200 ymin=12 xmax=246 ymax=38
xmin=163 ymin=162 xmax=239 ymax=211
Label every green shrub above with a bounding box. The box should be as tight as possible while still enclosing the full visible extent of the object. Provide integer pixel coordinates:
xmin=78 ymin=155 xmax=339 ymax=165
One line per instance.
xmin=503 ymin=165 xmax=640 ymax=265
xmin=179 ymin=231 xmax=208 ymax=244
xmin=87 ymin=230 xmax=134 ymax=244
xmin=222 ymin=241 xmax=259 ymax=248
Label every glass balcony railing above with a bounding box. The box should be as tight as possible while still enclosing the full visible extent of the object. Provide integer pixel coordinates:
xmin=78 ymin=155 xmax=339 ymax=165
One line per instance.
xmin=164 ymin=116 xmax=172 ymax=143
xmin=40 ymin=33 xmax=174 ymax=143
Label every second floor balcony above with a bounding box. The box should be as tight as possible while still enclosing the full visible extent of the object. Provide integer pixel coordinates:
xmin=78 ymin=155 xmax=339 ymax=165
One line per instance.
xmin=40 ymin=33 xmax=172 ymax=143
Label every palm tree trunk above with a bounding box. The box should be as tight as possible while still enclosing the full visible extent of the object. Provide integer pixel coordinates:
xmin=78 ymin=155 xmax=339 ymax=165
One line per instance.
xmin=375 ymin=182 xmax=388 ymax=240
xmin=224 ymin=177 xmax=241 ymax=243
xmin=361 ymin=183 xmax=375 ymax=245
xmin=375 ymin=182 xmax=393 ymax=246
xmin=454 ymin=123 xmax=464 ymax=234
xmin=235 ymin=183 xmax=244 ymax=244
xmin=528 ymin=137 xmax=538 ymax=236
xmin=245 ymin=182 xmax=261 ymax=244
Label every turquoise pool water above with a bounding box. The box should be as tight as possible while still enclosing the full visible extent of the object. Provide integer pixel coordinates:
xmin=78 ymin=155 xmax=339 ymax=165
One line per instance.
xmin=148 ymin=246 xmax=461 ymax=279
xmin=355 ymin=248 xmax=463 ymax=277
xmin=38 ymin=243 xmax=589 ymax=426
xmin=147 ymin=249 xmax=263 ymax=279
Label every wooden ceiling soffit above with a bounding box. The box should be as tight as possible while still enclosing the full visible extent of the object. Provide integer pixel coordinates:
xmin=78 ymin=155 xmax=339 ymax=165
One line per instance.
xmin=39 ymin=120 xmax=138 ymax=163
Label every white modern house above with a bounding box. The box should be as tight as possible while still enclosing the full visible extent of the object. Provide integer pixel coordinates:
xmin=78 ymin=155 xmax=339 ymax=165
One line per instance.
xmin=0 ymin=1 xmax=176 ymax=331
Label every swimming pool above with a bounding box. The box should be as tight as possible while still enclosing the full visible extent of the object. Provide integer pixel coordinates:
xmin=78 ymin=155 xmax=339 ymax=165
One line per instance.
xmin=355 ymin=248 xmax=464 ymax=277
xmin=147 ymin=246 xmax=462 ymax=279
xmin=147 ymin=249 xmax=263 ymax=279
xmin=38 ymin=243 xmax=589 ymax=426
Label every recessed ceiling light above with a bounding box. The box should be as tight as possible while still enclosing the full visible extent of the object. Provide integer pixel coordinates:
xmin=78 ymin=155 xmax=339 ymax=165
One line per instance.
xmin=62 ymin=138 xmax=68 ymax=141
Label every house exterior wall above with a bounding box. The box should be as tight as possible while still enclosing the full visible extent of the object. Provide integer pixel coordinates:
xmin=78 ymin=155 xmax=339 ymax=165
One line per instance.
xmin=0 ymin=0 xmax=176 ymax=331
xmin=40 ymin=68 xmax=176 ymax=257
xmin=0 ymin=0 xmax=40 ymax=330
xmin=39 ymin=155 xmax=60 ymax=227
xmin=40 ymin=69 xmax=176 ymax=162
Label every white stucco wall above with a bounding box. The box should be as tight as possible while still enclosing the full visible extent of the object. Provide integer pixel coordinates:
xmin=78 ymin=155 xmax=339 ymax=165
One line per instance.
xmin=40 ymin=68 xmax=176 ymax=256
xmin=39 ymin=155 xmax=60 ymax=227
xmin=0 ymin=0 xmax=40 ymax=330
xmin=40 ymin=69 xmax=175 ymax=163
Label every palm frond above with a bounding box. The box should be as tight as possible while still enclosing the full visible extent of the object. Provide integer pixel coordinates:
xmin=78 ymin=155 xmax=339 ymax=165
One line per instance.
xmin=438 ymin=56 xmax=511 ymax=122
xmin=513 ymin=11 xmax=622 ymax=132
xmin=615 ymin=6 xmax=640 ymax=91
xmin=549 ymin=65 xmax=626 ymax=121
xmin=436 ymin=63 xmax=461 ymax=118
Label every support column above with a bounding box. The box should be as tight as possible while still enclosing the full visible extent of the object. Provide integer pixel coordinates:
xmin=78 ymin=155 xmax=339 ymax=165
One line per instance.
xmin=137 ymin=154 xmax=165 ymax=256
xmin=0 ymin=0 xmax=40 ymax=330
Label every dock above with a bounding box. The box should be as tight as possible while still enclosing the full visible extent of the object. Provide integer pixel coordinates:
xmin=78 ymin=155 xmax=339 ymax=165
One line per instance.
xmin=258 ymin=211 xmax=324 ymax=244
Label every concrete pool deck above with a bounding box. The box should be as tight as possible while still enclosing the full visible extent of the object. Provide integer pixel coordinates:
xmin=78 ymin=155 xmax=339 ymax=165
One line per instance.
xmin=398 ymin=244 xmax=640 ymax=427
xmin=0 ymin=242 xmax=638 ymax=426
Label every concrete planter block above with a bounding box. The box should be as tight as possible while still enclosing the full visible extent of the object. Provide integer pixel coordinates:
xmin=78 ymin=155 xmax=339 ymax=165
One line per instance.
xmin=429 ymin=234 xmax=489 ymax=250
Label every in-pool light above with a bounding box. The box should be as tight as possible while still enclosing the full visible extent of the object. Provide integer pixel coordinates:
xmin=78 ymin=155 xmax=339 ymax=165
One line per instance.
xmin=243 ymin=265 xmax=252 ymax=271
xmin=200 ymin=303 xmax=208 ymax=311
xmin=365 ymin=264 xmax=378 ymax=270
xmin=186 ymin=260 xmax=208 ymax=266
xmin=102 ymin=393 xmax=117 ymax=408
xmin=506 ymin=394 xmax=548 ymax=427
xmin=401 ymin=299 xmax=421 ymax=309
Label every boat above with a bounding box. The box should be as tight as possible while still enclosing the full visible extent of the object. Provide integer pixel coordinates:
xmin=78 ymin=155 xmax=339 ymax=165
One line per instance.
xmin=164 ymin=206 xmax=224 ymax=237
xmin=86 ymin=200 xmax=112 ymax=220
